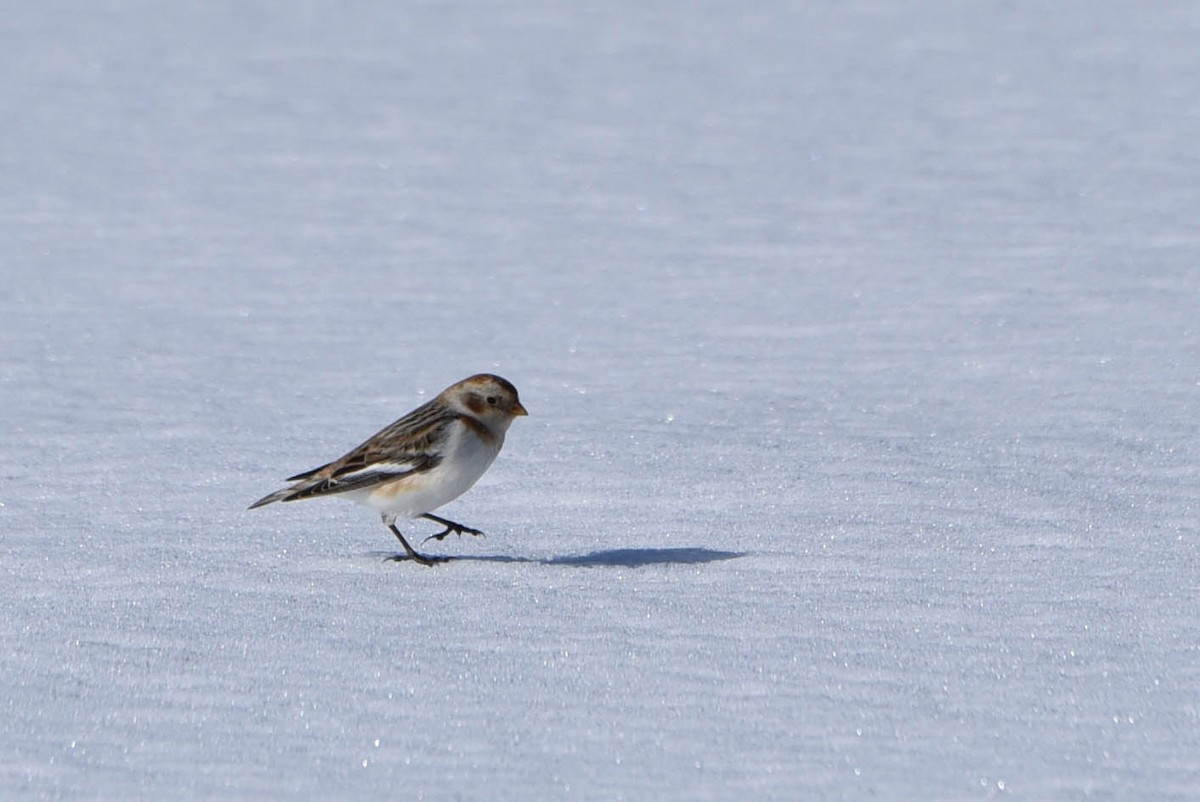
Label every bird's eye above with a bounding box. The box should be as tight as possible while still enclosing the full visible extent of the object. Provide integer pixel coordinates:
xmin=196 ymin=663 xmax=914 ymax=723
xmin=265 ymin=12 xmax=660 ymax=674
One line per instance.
xmin=486 ymin=396 xmax=498 ymax=405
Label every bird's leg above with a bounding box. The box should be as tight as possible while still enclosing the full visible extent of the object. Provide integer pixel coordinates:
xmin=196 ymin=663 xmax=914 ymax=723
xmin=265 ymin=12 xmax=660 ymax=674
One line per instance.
xmin=383 ymin=517 xmax=445 ymax=566
xmin=420 ymin=513 xmax=485 ymax=543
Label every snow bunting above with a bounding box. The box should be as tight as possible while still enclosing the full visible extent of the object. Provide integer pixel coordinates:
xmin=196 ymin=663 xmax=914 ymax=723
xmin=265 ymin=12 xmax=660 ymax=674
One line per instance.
xmin=250 ymin=374 xmax=527 ymax=565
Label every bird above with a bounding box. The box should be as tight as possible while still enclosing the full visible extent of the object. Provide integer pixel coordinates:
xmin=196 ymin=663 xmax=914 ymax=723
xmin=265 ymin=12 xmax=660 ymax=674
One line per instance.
xmin=249 ymin=374 xmax=527 ymax=565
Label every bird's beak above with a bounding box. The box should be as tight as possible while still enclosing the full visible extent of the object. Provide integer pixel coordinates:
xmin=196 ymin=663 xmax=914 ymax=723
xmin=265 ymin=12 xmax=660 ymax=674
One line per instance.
xmin=513 ymin=401 xmax=529 ymax=417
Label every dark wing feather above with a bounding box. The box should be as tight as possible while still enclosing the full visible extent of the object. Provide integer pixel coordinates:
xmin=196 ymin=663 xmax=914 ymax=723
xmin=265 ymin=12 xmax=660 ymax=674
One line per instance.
xmin=272 ymin=401 xmax=457 ymax=502
xmin=286 ymin=462 xmax=333 ymax=483
xmin=279 ymin=452 xmax=442 ymax=501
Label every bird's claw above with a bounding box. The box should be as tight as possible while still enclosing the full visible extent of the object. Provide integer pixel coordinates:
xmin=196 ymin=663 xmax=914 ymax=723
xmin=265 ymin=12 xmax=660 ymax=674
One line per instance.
xmin=422 ymin=524 xmax=486 ymax=544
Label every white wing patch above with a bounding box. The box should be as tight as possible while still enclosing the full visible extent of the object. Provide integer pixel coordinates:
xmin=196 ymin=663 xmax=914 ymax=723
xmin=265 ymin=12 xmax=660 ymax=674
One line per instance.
xmin=334 ymin=458 xmax=427 ymax=482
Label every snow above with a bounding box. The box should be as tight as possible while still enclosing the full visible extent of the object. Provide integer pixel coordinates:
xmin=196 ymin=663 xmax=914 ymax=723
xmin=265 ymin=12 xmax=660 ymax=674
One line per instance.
xmin=3 ymin=1 xmax=1198 ymax=799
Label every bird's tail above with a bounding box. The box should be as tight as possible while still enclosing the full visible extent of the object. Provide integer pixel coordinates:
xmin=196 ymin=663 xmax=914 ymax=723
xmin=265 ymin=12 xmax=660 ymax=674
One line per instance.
xmin=248 ymin=487 xmax=297 ymax=510
xmin=250 ymin=459 xmax=338 ymax=510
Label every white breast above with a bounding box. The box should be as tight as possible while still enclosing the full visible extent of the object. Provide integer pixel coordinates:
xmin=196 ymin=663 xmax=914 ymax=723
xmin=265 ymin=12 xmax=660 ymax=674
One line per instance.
xmin=359 ymin=419 xmax=504 ymax=519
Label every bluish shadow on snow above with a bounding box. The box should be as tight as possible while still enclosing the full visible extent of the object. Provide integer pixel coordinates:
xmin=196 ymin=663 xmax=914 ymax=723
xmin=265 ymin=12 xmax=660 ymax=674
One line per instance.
xmin=369 ymin=548 xmax=746 ymax=567
xmin=542 ymin=548 xmax=746 ymax=567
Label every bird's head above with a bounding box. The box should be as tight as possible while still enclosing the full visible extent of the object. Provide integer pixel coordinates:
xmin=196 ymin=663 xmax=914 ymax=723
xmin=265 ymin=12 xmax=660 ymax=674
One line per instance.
xmin=443 ymin=374 xmax=528 ymax=432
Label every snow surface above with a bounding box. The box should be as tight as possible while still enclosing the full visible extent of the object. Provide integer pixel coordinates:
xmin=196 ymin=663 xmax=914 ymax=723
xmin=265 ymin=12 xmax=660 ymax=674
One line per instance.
xmin=3 ymin=2 xmax=1198 ymax=800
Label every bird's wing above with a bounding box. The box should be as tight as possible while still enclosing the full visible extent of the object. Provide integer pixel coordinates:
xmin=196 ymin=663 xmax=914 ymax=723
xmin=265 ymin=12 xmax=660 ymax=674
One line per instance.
xmin=275 ymin=405 xmax=458 ymax=502
xmin=278 ymin=452 xmax=442 ymax=501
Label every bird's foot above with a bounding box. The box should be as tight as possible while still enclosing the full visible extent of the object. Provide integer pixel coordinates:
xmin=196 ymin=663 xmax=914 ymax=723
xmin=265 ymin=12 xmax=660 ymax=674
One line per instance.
xmin=384 ymin=552 xmax=450 ymax=567
xmin=421 ymin=518 xmax=486 ymax=543
xmin=386 ymin=521 xmax=449 ymax=566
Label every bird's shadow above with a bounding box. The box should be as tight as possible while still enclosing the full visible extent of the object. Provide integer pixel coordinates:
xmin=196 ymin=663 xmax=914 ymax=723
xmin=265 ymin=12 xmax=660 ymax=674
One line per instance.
xmin=369 ymin=547 xmax=747 ymax=568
